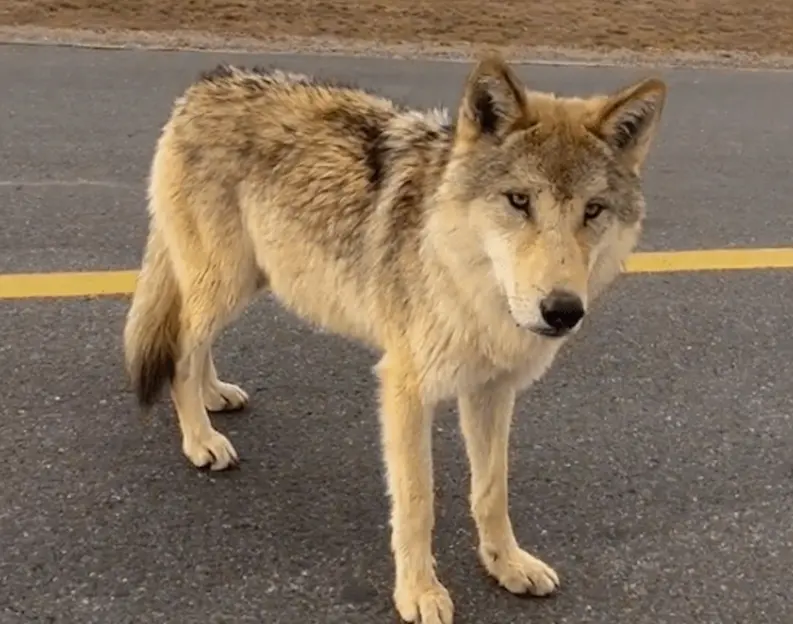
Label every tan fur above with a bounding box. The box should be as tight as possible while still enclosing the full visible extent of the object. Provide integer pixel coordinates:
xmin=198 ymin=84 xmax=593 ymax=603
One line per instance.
xmin=123 ymin=53 xmax=667 ymax=623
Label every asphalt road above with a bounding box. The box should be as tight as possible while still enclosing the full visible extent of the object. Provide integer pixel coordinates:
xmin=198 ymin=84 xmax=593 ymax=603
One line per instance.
xmin=1 ymin=44 xmax=793 ymax=624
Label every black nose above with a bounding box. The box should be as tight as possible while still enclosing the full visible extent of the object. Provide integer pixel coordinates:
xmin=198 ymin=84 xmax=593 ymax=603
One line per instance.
xmin=540 ymin=290 xmax=585 ymax=331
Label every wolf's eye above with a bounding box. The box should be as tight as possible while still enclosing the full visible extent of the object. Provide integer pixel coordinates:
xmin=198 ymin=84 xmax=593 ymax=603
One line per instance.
xmin=505 ymin=192 xmax=532 ymax=215
xmin=584 ymin=200 xmax=607 ymax=223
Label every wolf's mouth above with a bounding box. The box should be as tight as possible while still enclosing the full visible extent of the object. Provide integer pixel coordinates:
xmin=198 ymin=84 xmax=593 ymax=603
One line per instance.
xmin=529 ymin=326 xmax=571 ymax=339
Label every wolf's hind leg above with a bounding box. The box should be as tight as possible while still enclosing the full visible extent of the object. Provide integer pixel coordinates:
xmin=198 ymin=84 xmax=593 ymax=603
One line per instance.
xmin=168 ymin=241 xmax=260 ymax=470
xmin=201 ymin=271 xmax=269 ymax=413
xmin=202 ymin=347 xmax=250 ymax=412
xmin=171 ymin=322 xmax=237 ymax=470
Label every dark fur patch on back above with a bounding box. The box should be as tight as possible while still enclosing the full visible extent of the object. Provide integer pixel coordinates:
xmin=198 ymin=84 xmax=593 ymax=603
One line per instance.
xmin=197 ymin=63 xmax=307 ymax=87
xmin=197 ymin=62 xmax=411 ymax=108
xmin=295 ymin=71 xmax=402 ymax=102
xmin=249 ymin=64 xmax=282 ymax=76
xmin=322 ymin=107 xmax=392 ymax=190
xmin=364 ymin=125 xmax=389 ymax=189
xmin=198 ymin=63 xmax=235 ymax=83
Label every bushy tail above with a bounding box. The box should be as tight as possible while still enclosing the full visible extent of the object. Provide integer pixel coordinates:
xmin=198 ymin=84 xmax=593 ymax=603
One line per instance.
xmin=123 ymin=223 xmax=181 ymax=410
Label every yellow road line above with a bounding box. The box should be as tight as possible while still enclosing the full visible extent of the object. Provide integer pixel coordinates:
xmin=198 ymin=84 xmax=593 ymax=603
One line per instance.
xmin=624 ymin=247 xmax=793 ymax=273
xmin=2 ymin=248 xmax=793 ymax=300
xmin=0 ymin=270 xmax=138 ymax=299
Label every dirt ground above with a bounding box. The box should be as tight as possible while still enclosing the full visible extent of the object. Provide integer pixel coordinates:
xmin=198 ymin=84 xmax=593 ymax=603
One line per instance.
xmin=3 ymin=0 xmax=793 ymax=61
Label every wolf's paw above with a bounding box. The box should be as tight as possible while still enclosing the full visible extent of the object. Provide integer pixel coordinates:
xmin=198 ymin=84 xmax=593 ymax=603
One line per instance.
xmin=204 ymin=381 xmax=249 ymax=412
xmin=480 ymin=545 xmax=559 ymax=596
xmin=394 ymin=578 xmax=454 ymax=624
xmin=183 ymin=428 xmax=239 ymax=471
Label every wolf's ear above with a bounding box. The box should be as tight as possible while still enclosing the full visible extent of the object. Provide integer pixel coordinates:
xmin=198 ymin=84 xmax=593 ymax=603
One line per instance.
xmin=457 ymin=53 xmax=530 ymax=142
xmin=593 ymin=77 xmax=667 ymax=173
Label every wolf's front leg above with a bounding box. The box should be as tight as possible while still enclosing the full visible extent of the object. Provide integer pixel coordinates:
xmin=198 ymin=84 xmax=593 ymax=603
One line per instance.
xmin=377 ymin=355 xmax=454 ymax=624
xmin=458 ymin=379 xmax=560 ymax=597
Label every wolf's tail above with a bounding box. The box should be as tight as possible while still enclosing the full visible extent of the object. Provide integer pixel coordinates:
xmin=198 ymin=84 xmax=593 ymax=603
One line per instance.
xmin=123 ymin=221 xmax=182 ymax=409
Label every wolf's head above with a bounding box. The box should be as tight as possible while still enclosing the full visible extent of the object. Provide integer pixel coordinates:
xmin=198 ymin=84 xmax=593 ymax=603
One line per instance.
xmin=435 ymin=53 xmax=666 ymax=339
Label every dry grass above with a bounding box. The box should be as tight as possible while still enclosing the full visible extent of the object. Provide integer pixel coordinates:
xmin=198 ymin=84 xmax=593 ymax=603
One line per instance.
xmin=2 ymin=0 xmax=793 ymax=57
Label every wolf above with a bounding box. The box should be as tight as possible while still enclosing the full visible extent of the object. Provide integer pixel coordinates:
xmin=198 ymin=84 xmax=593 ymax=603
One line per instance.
xmin=123 ymin=52 xmax=667 ymax=623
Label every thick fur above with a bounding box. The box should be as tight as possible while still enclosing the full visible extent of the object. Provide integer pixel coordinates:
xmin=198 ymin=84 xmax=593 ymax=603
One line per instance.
xmin=123 ymin=54 xmax=667 ymax=624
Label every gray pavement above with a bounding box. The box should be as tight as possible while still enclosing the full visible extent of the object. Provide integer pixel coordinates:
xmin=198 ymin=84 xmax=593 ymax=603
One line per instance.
xmin=1 ymin=44 xmax=793 ymax=624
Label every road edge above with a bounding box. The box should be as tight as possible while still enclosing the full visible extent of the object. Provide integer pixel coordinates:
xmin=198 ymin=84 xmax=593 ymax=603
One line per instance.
xmin=3 ymin=25 xmax=793 ymax=71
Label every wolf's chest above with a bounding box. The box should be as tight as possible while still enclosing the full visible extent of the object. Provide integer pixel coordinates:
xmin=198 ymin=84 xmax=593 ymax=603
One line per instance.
xmin=420 ymin=334 xmax=564 ymax=403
